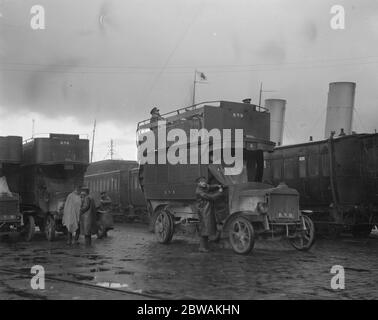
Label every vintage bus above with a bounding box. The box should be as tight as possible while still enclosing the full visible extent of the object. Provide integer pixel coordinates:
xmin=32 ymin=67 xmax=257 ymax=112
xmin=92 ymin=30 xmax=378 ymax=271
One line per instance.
xmin=137 ymin=100 xmax=315 ymax=254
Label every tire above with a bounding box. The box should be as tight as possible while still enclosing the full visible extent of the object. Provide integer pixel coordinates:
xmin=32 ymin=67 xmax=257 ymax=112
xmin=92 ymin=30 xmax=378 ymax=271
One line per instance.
xmin=228 ymin=216 xmax=255 ymax=255
xmin=22 ymin=215 xmax=35 ymax=242
xmin=290 ymin=215 xmax=315 ymax=251
xmin=154 ymin=209 xmax=174 ymax=244
xmin=45 ymin=215 xmax=56 ymax=241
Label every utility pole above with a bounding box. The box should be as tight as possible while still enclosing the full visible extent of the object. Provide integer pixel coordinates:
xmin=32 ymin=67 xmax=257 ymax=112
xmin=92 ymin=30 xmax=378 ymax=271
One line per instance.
xmin=192 ymin=69 xmax=197 ymax=105
xmin=90 ymin=119 xmax=96 ymax=163
xmin=32 ymin=119 xmax=35 ymax=138
xmin=258 ymin=82 xmax=277 ymax=107
xmin=110 ymin=139 xmax=114 ymax=160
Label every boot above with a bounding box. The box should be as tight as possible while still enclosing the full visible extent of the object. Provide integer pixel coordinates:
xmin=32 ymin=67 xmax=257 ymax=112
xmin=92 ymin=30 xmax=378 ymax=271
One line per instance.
xmin=85 ymin=235 xmax=91 ymax=247
xmin=199 ymin=236 xmax=209 ymax=252
xmin=66 ymin=233 xmax=72 ymax=245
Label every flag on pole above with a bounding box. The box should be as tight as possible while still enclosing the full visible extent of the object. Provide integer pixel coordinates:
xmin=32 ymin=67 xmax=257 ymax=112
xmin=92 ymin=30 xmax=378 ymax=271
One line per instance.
xmin=196 ymin=70 xmax=207 ymax=81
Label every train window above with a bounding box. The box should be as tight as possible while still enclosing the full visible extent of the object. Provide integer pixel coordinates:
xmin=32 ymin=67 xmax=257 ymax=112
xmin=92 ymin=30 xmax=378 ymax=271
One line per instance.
xmin=272 ymin=159 xmax=282 ymax=180
xmin=299 ymin=156 xmax=306 ymax=178
xmin=321 ymin=154 xmax=330 ymax=176
xmin=284 ymin=158 xmax=295 ymax=179
xmin=308 ymin=154 xmax=319 ymax=177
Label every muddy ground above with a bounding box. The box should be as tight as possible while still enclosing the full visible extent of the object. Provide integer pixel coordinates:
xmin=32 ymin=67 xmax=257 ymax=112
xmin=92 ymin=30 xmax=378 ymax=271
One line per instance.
xmin=0 ymin=223 xmax=377 ymax=300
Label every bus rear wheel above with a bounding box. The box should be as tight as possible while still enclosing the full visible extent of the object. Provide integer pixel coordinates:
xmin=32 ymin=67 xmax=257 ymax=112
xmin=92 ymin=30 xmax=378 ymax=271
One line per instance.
xmin=154 ymin=209 xmax=174 ymax=244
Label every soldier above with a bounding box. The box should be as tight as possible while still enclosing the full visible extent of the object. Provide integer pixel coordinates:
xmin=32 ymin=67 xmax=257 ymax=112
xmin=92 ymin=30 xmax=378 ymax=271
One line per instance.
xmin=62 ymin=186 xmax=81 ymax=245
xmin=195 ymin=176 xmax=224 ymax=252
xmin=149 ymin=107 xmax=164 ymax=125
xmin=79 ymin=187 xmax=97 ymax=246
xmin=100 ymin=191 xmax=112 ymax=211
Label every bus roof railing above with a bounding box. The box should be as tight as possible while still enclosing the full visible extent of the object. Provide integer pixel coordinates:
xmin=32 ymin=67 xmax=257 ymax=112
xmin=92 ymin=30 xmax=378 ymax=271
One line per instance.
xmin=23 ymin=133 xmax=90 ymax=144
xmin=137 ymin=100 xmax=269 ymax=130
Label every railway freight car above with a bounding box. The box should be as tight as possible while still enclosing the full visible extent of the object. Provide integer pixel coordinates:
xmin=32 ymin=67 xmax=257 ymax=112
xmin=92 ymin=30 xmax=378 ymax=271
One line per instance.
xmin=21 ymin=134 xmax=89 ymax=241
xmin=263 ymin=132 xmax=378 ymax=237
xmin=84 ymin=160 xmax=147 ymax=219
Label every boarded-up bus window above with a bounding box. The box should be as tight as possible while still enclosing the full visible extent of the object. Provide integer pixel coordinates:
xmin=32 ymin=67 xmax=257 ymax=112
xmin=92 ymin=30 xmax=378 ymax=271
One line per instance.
xmin=284 ymin=158 xmax=295 ymax=179
xmin=272 ymin=159 xmax=282 ymax=180
xmin=308 ymin=154 xmax=319 ymax=177
xmin=321 ymin=153 xmax=330 ymax=176
xmin=299 ymin=156 xmax=306 ymax=178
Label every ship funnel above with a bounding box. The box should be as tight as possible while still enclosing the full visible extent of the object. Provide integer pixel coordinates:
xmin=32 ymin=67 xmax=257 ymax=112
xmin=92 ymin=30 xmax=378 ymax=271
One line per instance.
xmin=265 ymin=99 xmax=286 ymax=146
xmin=324 ymin=82 xmax=356 ymax=138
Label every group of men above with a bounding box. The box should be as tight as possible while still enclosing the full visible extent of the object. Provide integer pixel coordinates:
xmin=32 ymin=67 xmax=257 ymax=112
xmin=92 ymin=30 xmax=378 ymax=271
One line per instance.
xmin=62 ymin=187 xmax=111 ymax=246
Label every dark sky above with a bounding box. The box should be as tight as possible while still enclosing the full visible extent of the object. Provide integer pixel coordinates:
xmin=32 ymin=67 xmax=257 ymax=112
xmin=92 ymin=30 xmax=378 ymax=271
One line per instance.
xmin=0 ymin=0 xmax=377 ymax=159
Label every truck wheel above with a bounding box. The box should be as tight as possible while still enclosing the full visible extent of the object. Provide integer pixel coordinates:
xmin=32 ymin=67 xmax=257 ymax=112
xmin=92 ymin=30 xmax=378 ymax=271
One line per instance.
xmin=22 ymin=215 xmax=35 ymax=242
xmin=154 ymin=209 xmax=174 ymax=244
xmin=229 ymin=216 xmax=255 ymax=255
xmin=290 ymin=215 xmax=315 ymax=251
xmin=45 ymin=215 xmax=56 ymax=241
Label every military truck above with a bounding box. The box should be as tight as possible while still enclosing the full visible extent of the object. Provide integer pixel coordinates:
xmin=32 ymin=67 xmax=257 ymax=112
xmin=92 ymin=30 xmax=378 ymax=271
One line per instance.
xmin=137 ymin=100 xmax=315 ymax=254
xmin=0 ymin=136 xmax=34 ymax=240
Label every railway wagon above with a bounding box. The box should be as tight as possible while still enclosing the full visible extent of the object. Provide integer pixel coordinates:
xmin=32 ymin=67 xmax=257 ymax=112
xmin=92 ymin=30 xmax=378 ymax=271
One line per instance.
xmin=84 ymin=160 xmax=146 ymax=216
xmin=263 ymin=132 xmax=378 ymax=237
xmin=0 ymin=136 xmax=24 ymax=237
xmin=21 ymin=134 xmax=89 ymax=241
xmin=137 ymin=100 xmax=315 ymax=254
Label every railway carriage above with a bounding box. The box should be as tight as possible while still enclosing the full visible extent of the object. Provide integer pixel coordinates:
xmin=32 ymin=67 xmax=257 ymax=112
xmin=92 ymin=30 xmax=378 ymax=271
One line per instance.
xmin=264 ymin=132 xmax=378 ymax=237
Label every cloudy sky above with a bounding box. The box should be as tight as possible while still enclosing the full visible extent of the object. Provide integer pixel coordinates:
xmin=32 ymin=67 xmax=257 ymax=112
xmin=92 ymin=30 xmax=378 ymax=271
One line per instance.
xmin=0 ymin=0 xmax=377 ymax=161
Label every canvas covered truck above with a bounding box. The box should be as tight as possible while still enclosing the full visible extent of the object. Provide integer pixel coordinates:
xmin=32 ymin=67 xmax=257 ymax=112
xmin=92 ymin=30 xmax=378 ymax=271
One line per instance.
xmin=136 ymin=100 xmax=315 ymax=254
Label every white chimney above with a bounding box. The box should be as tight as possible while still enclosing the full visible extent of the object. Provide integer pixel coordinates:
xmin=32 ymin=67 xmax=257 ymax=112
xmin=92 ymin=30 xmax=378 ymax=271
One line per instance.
xmin=324 ymin=82 xmax=356 ymax=138
xmin=265 ymin=99 xmax=286 ymax=146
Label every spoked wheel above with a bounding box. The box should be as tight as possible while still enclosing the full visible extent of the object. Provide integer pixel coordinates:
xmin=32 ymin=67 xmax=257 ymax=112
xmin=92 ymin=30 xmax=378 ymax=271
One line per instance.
xmin=154 ymin=209 xmax=174 ymax=244
xmin=229 ymin=216 xmax=255 ymax=255
xmin=22 ymin=215 xmax=35 ymax=242
xmin=290 ymin=215 xmax=315 ymax=251
xmin=45 ymin=215 xmax=56 ymax=241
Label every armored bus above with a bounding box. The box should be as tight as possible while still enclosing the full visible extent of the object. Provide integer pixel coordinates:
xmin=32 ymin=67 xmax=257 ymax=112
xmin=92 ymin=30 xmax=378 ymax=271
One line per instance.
xmin=0 ymin=136 xmax=25 ymax=238
xmin=137 ymin=100 xmax=315 ymax=254
xmin=21 ymin=134 xmax=89 ymax=241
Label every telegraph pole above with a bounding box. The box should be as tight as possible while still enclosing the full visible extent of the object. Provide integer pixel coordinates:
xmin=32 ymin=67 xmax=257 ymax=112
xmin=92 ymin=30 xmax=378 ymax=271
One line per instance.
xmin=90 ymin=119 xmax=96 ymax=163
xmin=110 ymin=139 xmax=114 ymax=160
xmin=192 ymin=69 xmax=197 ymax=105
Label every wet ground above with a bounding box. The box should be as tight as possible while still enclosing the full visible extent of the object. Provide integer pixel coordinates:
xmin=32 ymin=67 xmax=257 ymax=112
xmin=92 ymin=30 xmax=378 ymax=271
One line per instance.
xmin=0 ymin=223 xmax=377 ymax=300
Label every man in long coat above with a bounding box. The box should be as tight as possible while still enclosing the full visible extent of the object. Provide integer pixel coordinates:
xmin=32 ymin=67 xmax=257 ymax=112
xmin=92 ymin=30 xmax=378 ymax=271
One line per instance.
xmin=62 ymin=187 xmax=81 ymax=245
xmin=79 ymin=187 xmax=97 ymax=246
xmin=195 ymin=176 xmax=223 ymax=252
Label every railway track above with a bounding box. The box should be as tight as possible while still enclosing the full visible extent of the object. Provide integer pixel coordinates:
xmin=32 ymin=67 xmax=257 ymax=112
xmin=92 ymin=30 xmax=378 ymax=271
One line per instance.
xmin=0 ymin=267 xmax=163 ymax=300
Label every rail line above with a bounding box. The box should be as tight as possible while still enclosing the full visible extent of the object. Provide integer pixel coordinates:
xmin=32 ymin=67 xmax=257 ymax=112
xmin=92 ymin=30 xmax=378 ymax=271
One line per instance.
xmin=0 ymin=267 xmax=164 ymax=300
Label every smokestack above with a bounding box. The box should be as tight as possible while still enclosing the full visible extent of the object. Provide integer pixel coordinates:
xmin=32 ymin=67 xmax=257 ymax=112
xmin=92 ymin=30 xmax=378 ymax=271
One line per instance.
xmin=324 ymin=82 xmax=356 ymax=138
xmin=265 ymin=99 xmax=286 ymax=146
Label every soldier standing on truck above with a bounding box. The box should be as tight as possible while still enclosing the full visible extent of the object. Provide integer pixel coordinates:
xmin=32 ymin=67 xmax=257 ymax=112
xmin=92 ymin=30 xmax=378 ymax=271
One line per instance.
xmin=195 ymin=177 xmax=224 ymax=252
xmin=149 ymin=107 xmax=164 ymax=125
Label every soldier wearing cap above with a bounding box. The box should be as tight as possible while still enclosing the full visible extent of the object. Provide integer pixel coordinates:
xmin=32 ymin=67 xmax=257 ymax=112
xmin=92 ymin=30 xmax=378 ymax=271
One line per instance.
xmin=79 ymin=187 xmax=97 ymax=246
xmin=150 ymin=107 xmax=164 ymax=125
xmin=195 ymin=176 xmax=224 ymax=252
